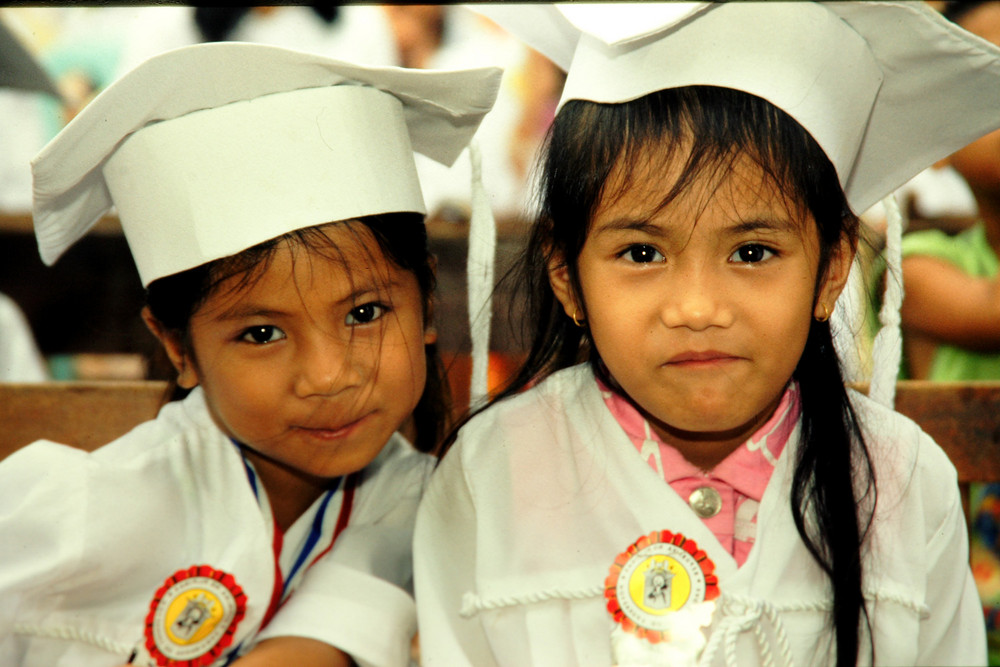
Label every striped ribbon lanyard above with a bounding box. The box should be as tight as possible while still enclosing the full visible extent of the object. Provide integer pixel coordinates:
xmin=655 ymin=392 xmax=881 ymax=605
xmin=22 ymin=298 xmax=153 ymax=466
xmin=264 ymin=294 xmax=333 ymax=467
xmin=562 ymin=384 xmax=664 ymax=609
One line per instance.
xmin=222 ymin=444 xmax=358 ymax=664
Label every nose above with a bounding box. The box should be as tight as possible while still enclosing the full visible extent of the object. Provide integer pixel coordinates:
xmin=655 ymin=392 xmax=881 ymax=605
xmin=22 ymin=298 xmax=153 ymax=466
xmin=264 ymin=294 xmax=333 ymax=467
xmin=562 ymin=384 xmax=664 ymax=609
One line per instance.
xmin=293 ymin=336 xmax=365 ymax=398
xmin=659 ymin=265 xmax=733 ymax=331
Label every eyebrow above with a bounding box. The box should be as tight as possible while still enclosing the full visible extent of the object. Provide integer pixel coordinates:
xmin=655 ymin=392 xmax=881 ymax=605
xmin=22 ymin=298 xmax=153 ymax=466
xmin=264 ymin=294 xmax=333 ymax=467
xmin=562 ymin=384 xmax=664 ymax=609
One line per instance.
xmin=214 ymin=305 xmax=290 ymax=322
xmin=591 ymin=217 xmax=668 ymax=237
xmin=724 ymin=216 xmax=800 ymax=235
xmin=592 ymin=214 xmax=799 ymax=239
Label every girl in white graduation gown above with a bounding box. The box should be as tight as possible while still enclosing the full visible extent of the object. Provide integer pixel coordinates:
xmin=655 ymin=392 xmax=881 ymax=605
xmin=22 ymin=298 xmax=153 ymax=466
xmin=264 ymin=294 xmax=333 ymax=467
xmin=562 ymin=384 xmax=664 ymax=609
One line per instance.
xmin=414 ymin=3 xmax=1000 ymax=666
xmin=0 ymin=43 xmax=500 ymax=667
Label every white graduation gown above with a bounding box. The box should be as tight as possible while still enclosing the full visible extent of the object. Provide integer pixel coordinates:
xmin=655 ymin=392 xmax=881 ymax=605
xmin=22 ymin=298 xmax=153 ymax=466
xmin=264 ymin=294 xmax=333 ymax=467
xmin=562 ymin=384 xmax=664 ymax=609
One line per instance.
xmin=0 ymin=387 xmax=432 ymax=667
xmin=414 ymin=364 xmax=985 ymax=666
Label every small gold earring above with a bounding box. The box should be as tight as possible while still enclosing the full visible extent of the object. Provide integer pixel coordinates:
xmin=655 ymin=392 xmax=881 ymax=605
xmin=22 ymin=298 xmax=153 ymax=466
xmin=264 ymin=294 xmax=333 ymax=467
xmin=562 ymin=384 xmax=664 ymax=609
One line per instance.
xmin=571 ymin=309 xmax=585 ymax=327
xmin=815 ymin=303 xmax=831 ymax=322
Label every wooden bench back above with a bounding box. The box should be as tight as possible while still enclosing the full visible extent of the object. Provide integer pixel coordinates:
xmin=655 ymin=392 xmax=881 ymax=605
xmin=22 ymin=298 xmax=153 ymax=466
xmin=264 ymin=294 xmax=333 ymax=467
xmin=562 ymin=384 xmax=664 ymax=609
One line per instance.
xmin=891 ymin=380 xmax=1000 ymax=484
xmin=0 ymin=381 xmax=167 ymax=457
xmin=1 ymin=379 xmax=998 ymax=485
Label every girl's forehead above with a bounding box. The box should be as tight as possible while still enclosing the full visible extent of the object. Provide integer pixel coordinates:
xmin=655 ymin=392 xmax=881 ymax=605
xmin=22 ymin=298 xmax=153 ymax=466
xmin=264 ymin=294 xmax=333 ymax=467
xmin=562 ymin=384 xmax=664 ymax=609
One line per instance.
xmin=258 ymin=221 xmax=384 ymax=267
xmin=291 ymin=220 xmax=378 ymax=251
xmin=595 ymin=145 xmax=807 ymax=227
xmin=273 ymin=223 xmax=392 ymax=279
xmin=207 ymin=222 xmax=396 ymax=304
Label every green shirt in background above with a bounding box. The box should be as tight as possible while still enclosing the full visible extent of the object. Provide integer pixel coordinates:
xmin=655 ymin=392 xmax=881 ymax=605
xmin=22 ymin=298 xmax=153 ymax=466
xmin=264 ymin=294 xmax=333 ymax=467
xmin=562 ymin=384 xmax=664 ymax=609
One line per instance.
xmin=900 ymin=222 xmax=1000 ymax=380
xmin=902 ymin=221 xmax=1000 ymax=666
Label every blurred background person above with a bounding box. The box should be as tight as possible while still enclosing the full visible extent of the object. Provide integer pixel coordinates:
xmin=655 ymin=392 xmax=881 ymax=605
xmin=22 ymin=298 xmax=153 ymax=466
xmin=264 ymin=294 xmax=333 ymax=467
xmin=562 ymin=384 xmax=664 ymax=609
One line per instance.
xmin=0 ymin=291 xmax=46 ymax=382
xmin=0 ymin=16 xmax=54 ymax=381
xmin=900 ymin=2 xmax=1000 ymax=381
xmin=114 ymin=5 xmax=395 ymax=75
xmin=897 ymin=3 xmax=1000 ymax=662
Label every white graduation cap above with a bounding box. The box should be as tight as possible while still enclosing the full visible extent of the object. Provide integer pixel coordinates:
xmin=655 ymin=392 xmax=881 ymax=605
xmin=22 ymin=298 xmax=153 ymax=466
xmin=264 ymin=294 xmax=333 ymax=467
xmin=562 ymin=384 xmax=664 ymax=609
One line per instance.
xmin=475 ymin=1 xmax=1000 ymax=408
xmin=477 ymin=1 xmax=1000 ymax=216
xmin=31 ymin=41 xmax=502 ymax=287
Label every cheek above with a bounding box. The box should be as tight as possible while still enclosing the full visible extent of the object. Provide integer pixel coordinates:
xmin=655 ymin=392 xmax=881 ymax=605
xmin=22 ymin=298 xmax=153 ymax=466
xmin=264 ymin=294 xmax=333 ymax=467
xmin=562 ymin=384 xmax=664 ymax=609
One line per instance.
xmin=397 ymin=337 xmax=428 ymax=397
xmin=755 ymin=289 xmax=813 ymax=337
xmin=203 ymin=381 xmax=278 ymax=442
xmin=577 ymin=268 xmax=639 ymax=337
xmin=382 ymin=318 xmax=430 ymax=404
xmin=579 ymin=300 xmax=634 ymax=366
xmin=754 ymin=304 xmax=814 ymax=382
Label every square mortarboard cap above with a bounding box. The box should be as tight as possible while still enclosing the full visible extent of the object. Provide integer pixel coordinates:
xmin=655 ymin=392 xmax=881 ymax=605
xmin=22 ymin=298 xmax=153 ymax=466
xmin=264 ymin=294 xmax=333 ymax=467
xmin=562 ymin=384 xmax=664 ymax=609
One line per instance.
xmin=31 ymin=42 xmax=501 ymax=286
xmin=474 ymin=1 xmax=1000 ymax=215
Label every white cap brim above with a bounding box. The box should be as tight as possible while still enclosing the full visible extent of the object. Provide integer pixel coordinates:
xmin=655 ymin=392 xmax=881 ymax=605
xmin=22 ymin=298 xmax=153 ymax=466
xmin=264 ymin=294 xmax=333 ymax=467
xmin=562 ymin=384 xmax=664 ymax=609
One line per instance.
xmin=32 ymin=42 xmax=502 ymax=285
xmin=474 ymin=1 xmax=1000 ymax=214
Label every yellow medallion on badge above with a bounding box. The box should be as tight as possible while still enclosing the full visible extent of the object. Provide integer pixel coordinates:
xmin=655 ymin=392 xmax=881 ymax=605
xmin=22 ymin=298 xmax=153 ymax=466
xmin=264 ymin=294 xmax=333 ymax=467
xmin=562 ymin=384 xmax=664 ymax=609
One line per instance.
xmin=144 ymin=565 xmax=247 ymax=666
xmin=605 ymin=531 xmax=718 ymax=643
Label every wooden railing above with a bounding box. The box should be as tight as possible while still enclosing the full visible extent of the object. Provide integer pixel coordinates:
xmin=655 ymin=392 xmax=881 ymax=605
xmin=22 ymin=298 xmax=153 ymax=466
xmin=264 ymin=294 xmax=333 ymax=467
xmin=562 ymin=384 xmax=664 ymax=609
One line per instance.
xmin=2 ymin=379 xmax=998 ymax=522
xmin=890 ymin=381 xmax=1000 ymax=485
xmin=0 ymin=381 xmax=168 ymax=454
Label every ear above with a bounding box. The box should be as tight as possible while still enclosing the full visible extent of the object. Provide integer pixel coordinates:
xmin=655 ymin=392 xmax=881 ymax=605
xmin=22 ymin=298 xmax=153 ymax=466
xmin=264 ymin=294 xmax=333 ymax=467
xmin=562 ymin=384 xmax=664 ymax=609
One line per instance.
xmin=815 ymin=233 xmax=856 ymax=320
xmin=424 ymin=323 xmax=438 ymax=346
xmin=141 ymin=307 xmax=200 ymax=389
xmin=546 ymin=246 xmax=580 ymax=320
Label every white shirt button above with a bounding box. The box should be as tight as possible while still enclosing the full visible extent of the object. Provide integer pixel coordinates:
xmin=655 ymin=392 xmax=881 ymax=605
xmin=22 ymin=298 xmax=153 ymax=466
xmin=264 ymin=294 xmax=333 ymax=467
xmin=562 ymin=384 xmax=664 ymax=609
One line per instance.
xmin=689 ymin=486 xmax=722 ymax=519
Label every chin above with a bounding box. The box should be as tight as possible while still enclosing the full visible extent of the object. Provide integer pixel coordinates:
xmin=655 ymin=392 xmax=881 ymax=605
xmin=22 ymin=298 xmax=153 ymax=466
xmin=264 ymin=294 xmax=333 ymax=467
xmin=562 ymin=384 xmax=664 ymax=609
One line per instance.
xmin=668 ymin=407 xmax=751 ymax=435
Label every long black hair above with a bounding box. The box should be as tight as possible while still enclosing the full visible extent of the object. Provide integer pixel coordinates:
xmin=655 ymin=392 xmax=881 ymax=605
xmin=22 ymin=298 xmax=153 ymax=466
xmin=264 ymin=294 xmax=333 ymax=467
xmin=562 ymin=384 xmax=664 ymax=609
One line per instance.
xmin=145 ymin=212 xmax=450 ymax=455
xmin=465 ymin=87 xmax=877 ymax=665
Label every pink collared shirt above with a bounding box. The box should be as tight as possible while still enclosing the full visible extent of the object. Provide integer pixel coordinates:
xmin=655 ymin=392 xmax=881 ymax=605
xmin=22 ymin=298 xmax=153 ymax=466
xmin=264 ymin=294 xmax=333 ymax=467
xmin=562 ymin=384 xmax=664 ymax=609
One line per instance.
xmin=600 ymin=380 xmax=800 ymax=566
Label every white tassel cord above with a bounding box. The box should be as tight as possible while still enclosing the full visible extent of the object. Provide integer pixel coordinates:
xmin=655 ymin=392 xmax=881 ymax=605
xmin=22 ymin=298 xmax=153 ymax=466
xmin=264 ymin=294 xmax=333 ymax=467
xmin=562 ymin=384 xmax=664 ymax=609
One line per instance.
xmin=698 ymin=596 xmax=794 ymax=667
xmin=466 ymin=141 xmax=497 ymax=409
xmin=831 ymin=257 xmax=868 ymax=385
xmin=868 ymin=193 xmax=904 ymax=408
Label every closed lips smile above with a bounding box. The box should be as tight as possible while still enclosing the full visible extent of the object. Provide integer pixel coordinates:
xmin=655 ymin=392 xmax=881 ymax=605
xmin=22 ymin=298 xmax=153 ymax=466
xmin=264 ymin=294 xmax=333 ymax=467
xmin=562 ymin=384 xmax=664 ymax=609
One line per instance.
xmin=667 ymin=351 xmax=740 ymax=365
xmin=294 ymin=413 xmax=371 ymax=439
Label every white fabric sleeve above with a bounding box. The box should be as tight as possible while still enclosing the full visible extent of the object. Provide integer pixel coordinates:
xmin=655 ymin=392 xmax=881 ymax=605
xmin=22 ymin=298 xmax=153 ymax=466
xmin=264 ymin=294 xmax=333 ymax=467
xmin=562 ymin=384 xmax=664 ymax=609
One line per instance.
xmin=0 ymin=443 xmax=87 ymax=654
xmin=917 ymin=485 xmax=987 ymax=666
xmin=256 ymin=560 xmax=416 ymax=667
xmin=413 ymin=448 xmax=495 ymax=667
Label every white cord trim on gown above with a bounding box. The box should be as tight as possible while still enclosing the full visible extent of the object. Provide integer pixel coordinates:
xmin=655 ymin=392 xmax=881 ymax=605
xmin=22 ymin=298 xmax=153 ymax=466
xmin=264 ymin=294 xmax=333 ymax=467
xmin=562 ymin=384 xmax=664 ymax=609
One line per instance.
xmin=466 ymin=140 xmax=496 ymax=409
xmin=13 ymin=623 xmax=132 ymax=657
xmin=457 ymin=582 xmax=928 ymax=618
xmin=458 ymin=584 xmax=604 ymax=618
xmin=458 ymin=583 xmax=929 ymax=667
xmin=697 ymin=587 xmax=928 ymax=667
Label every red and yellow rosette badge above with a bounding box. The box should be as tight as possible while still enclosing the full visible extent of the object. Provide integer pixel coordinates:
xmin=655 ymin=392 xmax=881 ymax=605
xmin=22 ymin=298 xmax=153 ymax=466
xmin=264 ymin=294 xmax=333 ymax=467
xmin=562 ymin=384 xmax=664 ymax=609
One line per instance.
xmin=605 ymin=530 xmax=719 ymax=643
xmin=142 ymin=565 xmax=247 ymax=666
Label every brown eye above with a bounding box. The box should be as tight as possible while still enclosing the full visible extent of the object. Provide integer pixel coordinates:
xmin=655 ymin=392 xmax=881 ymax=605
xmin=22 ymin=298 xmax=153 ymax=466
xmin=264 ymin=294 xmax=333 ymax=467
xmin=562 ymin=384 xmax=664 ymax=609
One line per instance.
xmin=240 ymin=325 xmax=286 ymax=344
xmin=625 ymin=244 xmax=664 ymax=263
xmin=346 ymin=303 xmax=387 ymax=325
xmin=730 ymin=244 xmax=774 ymax=263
